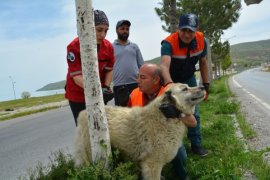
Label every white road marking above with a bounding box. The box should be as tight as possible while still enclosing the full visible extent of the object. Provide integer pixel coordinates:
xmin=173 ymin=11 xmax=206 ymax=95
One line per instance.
xmin=232 ymin=76 xmax=270 ymax=111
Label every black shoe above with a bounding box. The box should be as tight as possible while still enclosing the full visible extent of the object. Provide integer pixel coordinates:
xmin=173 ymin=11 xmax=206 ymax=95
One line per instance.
xmin=191 ymin=145 xmax=208 ymax=157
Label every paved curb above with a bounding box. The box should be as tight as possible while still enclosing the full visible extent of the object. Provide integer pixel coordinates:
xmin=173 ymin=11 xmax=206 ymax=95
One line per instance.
xmin=0 ymin=100 xmax=69 ymax=119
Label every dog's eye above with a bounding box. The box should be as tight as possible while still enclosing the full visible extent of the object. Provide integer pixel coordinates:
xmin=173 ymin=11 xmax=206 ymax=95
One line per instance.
xmin=182 ymin=87 xmax=188 ymax=91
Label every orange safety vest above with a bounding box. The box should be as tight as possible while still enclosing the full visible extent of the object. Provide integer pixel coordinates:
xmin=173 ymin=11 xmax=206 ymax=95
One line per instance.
xmin=163 ymin=31 xmax=205 ymax=82
xmin=128 ymin=85 xmax=170 ymax=107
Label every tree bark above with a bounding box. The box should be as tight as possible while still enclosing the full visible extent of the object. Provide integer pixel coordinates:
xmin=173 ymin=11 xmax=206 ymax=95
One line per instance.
xmin=205 ymin=38 xmax=213 ymax=83
xmin=169 ymin=0 xmax=177 ymax=33
xmin=75 ymin=0 xmax=111 ymax=166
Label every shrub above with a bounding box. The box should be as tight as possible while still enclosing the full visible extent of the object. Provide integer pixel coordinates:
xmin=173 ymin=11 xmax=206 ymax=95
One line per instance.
xmin=19 ymin=150 xmax=139 ymax=180
xmin=215 ymin=100 xmax=239 ymax=114
xmin=21 ymin=91 xmax=31 ymax=99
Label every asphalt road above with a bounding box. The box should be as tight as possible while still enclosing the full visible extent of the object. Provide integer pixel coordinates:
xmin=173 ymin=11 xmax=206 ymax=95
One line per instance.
xmin=0 ymin=106 xmax=75 ymax=180
xmin=229 ymin=68 xmax=270 ymax=150
xmin=233 ymin=68 xmax=270 ymax=104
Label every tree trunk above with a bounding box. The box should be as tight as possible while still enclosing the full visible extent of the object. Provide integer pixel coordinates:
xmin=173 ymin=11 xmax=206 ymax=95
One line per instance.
xmin=205 ymin=38 xmax=213 ymax=83
xmin=75 ymin=0 xmax=111 ymax=166
xmin=169 ymin=0 xmax=178 ymax=33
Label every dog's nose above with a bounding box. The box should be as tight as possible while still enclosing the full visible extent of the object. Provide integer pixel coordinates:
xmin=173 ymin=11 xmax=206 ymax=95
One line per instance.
xmin=199 ymin=86 xmax=205 ymax=90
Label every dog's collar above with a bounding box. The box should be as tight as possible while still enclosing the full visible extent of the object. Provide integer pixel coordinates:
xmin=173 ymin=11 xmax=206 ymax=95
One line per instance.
xmin=159 ymin=103 xmax=183 ymax=119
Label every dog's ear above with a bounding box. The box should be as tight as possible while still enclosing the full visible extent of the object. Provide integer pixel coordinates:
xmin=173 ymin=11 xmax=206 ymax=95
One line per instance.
xmin=159 ymin=90 xmax=182 ymax=119
xmin=162 ymin=90 xmax=176 ymax=105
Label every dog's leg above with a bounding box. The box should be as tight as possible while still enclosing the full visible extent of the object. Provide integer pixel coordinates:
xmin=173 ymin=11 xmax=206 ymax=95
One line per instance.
xmin=140 ymin=161 xmax=162 ymax=180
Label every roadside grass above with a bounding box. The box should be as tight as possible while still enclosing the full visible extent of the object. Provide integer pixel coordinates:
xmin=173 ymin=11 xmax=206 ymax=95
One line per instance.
xmin=0 ymin=94 xmax=65 ymax=111
xmin=0 ymin=94 xmax=65 ymax=121
xmin=185 ymin=75 xmax=270 ymax=179
xmin=17 ymin=76 xmax=270 ymax=179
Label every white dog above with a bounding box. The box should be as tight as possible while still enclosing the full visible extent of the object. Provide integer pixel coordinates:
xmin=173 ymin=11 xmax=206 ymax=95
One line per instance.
xmin=74 ymin=83 xmax=205 ymax=180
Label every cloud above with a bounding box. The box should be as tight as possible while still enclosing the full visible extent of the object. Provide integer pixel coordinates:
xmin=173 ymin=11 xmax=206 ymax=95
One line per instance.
xmin=223 ymin=0 xmax=270 ymax=44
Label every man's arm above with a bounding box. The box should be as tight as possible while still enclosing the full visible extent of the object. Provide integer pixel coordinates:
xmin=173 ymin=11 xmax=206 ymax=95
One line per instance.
xmin=160 ymin=55 xmax=173 ymax=85
xmin=136 ymin=44 xmax=144 ymax=68
xmin=160 ymin=41 xmax=173 ymax=85
xmin=199 ymin=56 xmax=210 ymax=100
xmin=199 ymin=56 xmax=209 ymax=84
xmin=103 ymin=70 xmax=113 ymax=87
xmin=73 ymin=75 xmax=84 ymax=88
xmin=182 ymin=114 xmax=197 ymax=127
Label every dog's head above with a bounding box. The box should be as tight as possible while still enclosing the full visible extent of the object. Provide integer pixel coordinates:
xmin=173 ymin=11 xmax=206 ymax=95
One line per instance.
xmin=159 ymin=83 xmax=205 ymax=116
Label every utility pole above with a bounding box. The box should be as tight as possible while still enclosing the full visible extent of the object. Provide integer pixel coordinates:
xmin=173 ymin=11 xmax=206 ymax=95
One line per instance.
xmin=9 ymin=76 xmax=16 ymax=100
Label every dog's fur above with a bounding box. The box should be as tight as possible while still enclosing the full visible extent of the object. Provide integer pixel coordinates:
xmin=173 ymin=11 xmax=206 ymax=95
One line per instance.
xmin=74 ymin=83 xmax=205 ymax=180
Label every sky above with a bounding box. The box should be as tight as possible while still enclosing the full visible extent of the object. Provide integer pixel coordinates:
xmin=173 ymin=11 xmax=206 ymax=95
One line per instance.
xmin=0 ymin=0 xmax=270 ymax=102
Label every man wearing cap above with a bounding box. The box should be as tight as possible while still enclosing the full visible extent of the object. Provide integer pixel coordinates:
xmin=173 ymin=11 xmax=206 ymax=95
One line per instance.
xmin=160 ymin=13 xmax=210 ymax=157
xmin=65 ymin=10 xmax=114 ymax=126
xmin=112 ymin=20 xmax=144 ymax=107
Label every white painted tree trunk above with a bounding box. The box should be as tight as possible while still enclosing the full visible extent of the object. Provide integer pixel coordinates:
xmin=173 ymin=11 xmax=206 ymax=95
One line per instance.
xmin=206 ymin=38 xmax=213 ymax=83
xmin=75 ymin=0 xmax=111 ymax=166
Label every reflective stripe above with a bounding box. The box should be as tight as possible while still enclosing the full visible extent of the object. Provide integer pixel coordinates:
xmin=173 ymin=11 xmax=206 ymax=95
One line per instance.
xmin=70 ymin=71 xmax=82 ymax=76
xmin=190 ymin=50 xmax=203 ymax=57
xmin=171 ymin=50 xmax=203 ymax=59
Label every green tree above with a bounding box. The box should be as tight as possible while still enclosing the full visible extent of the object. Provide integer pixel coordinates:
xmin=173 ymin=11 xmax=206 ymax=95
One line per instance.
xmin=155 ymin=0 xmax=241 ymax=44
xmin=221 ymin=53 xmax=232 ymax=73
xmin=155 ymin=0 xmax=179 ymax=33
xmin=212 ymin=40 xmax=230 ymax=77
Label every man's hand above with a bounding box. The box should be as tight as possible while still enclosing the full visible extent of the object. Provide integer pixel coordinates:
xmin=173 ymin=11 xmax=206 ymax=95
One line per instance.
xmin=203 ymin=83 xmax=210 ymax=101
xmin=102 ymin=85 xmax=114 ymax=105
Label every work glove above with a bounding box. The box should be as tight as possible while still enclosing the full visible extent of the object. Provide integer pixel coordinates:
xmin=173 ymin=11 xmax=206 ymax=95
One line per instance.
xmin=102 ymin=85 xmax=114 ymax=105
xmin=203 ymin=83 xmax=210 ymax=101
xmin=159 ymin=103 xmax=181 ymax=118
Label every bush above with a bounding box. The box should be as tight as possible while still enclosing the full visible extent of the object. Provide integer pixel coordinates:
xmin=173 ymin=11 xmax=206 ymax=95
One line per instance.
xmin=21 ymin=91 xmax=31 ymax=99
xmin=215 ymin=100 xmax=239 ymax=114
xmin=20 ymin=150 xmax=139 ymax=180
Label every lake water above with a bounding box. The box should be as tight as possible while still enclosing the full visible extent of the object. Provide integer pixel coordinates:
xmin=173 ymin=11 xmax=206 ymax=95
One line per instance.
xmin=32 ymin=89 xmax=65 ymax=98
xmin=0 ymin=89 xmax=65 ymax=102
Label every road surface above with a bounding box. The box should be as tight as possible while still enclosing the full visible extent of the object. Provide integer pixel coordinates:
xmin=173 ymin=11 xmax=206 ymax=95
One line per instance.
xmin=229 ymin=68 xmax=270 ymax=151
xmin=0 ymin=106 xmax=75 ymax=180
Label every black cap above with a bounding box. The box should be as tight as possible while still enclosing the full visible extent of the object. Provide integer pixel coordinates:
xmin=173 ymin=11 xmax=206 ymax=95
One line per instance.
xmin=116 ymin=20 xmax=131 ymax=29
xmin=94 ymin=10 xmax=109 ymax=26
xmin=179 ymin=13 xmax=198 ymax=32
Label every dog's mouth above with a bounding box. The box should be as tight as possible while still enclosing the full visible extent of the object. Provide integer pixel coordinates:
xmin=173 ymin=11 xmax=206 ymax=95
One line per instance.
xmin=190 ymin=94 xmax=205 ymax=103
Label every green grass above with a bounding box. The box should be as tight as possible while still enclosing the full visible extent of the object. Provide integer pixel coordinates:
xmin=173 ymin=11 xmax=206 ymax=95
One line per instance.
xmin=0 ymin=94 xmax=66 ymax=121
xmin=13 ymin=77 xmax=270 ymax=179
xmin=0 ymin=94 xmax=65 ymax=111
xmin=183 ymin=76 xmax=270 ymax=180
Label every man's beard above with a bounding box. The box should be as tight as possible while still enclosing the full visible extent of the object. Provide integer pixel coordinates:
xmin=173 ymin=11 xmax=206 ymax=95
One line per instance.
xmin=118 ymin=33 xmax=129 ymax=41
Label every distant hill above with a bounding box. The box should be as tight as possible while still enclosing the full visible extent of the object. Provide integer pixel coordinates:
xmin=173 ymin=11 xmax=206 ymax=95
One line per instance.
xmin=37 ymin=80 xmax=66 ymax=91
xmin=146 ymin=56 xmax=161 ymax=64
xmin=230 ymin=39 xmax=270 ymax=62
xmin=38 ymin=39 xmax=270 ymax=91
xmin=230 ymin=39 xmax=270 ymax=70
